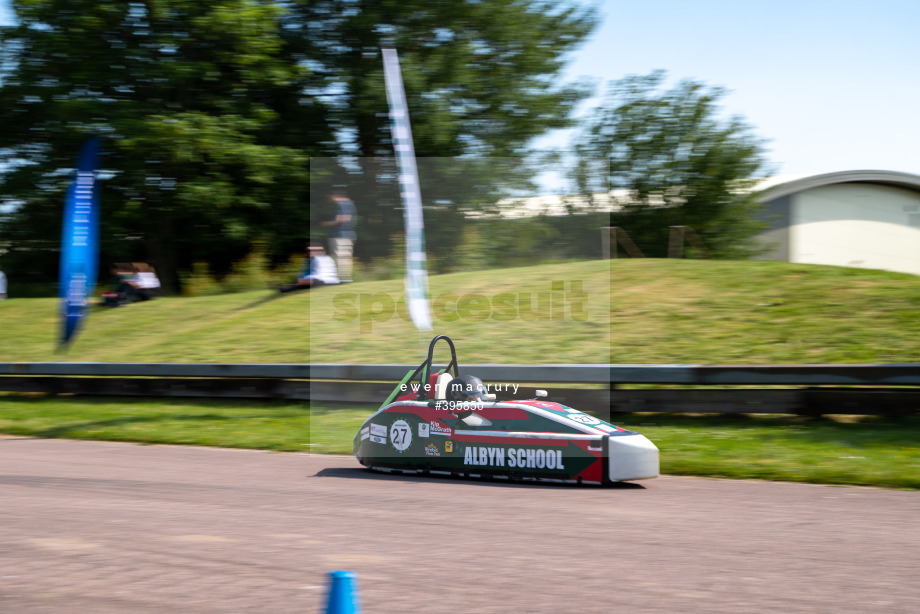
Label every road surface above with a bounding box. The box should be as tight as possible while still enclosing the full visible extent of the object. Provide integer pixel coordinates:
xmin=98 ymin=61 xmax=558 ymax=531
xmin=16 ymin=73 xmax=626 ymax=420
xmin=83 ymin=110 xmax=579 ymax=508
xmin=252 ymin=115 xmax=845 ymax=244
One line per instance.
xmin=1 ymin=437 xmax=918 ymax=613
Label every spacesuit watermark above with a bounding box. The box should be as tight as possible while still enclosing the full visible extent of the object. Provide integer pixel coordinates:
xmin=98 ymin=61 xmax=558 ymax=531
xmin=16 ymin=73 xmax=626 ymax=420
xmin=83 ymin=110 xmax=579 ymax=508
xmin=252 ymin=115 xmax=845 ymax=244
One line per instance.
xmin=332 ymin=279 xmax=590 ymax=333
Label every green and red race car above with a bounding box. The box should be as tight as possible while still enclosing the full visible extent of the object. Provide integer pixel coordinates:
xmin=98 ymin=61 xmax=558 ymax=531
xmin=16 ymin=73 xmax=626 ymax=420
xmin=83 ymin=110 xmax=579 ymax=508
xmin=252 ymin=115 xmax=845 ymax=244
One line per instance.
xmin=354 ymin=335 xmax=659 ymax=484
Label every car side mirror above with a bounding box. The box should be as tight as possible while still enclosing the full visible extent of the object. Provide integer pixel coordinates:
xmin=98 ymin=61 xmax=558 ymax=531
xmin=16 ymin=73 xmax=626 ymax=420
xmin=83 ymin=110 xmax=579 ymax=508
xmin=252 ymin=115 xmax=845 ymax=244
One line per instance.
xmin=535 ymin=390 xmax=548 ymax=398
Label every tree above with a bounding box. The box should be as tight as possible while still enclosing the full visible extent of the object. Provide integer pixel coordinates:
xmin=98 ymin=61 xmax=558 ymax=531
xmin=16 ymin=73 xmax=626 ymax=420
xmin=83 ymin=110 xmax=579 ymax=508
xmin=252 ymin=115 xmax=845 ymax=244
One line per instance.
xmin=573 ymin=71 xmax=771 ymax=258
xmin=0 ymin=0 xmax=597 ymax=291
xmin=291 ymin=0 xmax=597 ymax=262
xmin=0 ymin=0 xmax=332 ymax=291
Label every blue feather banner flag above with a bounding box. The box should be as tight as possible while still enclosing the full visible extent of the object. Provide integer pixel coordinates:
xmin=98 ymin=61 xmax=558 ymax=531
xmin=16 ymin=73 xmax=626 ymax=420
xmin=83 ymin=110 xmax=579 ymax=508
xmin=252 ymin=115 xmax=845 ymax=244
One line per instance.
xmin=59 ymin=137 xmax=102 ymax=349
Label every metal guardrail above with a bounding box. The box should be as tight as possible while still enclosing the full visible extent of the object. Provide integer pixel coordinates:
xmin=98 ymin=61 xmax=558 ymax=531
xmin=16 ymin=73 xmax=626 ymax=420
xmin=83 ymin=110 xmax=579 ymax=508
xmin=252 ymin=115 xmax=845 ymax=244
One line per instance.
xmin=3 ymin=362 xmax=920 ymax=384
xmin=0 ymin=363 xmax=313 ymax=379
xmin=2 ymin=362 xmax=919 ymax=415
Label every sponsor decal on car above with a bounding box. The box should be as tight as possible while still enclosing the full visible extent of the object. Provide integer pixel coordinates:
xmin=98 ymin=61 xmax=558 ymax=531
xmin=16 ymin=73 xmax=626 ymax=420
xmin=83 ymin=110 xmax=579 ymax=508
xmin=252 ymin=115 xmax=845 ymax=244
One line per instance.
xmin=418 ymin=422 xmax=429 ymax=437
xmin=463 ymin=446 xmax=565 ymax=470
xmin=429 ymin=421 xmax=452 ymax=436
xmin=445 ymin=441 xmax=453 ymax=453
xmin=370 ymin=423 xmax=387 ymax=437
xmin=369 ymin=435 xmax=386 ymax=444
xmin=424 ymin=443 xmax=440 ymax=457
xmin=360 ymin=426 xmax=370 ymax=441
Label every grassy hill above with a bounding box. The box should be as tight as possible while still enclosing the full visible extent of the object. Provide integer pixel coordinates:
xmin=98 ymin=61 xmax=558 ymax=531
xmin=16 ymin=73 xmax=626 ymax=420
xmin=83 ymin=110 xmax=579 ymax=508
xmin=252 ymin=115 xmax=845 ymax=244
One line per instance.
xmin=0 ymin=259 xmax=919 ymax=364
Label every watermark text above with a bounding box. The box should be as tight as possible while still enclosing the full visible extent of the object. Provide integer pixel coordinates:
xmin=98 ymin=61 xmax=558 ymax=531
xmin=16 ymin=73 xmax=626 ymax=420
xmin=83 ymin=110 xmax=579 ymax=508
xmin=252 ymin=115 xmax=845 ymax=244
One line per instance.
xmin=332 ymin=280 xmax=589 ymax=332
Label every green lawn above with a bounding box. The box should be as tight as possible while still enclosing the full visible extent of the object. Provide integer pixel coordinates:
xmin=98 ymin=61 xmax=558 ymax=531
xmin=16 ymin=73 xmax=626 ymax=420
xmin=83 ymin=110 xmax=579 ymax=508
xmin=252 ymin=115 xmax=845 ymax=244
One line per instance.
xmin=0 ymin=395 xmax=312 ymax=451
xmin=1 ymin=259 xmax=919 ymax=364
xmin=637 ymin=413 xmax=920 ymax=489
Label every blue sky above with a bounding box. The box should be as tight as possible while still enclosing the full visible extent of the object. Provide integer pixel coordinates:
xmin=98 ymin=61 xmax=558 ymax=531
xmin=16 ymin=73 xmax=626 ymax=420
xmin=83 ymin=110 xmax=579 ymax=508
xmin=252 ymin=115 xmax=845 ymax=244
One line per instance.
xmin=2 ymin=0 xmax=918 ymax=179
xmin=546 ymin=0 xmax=920 ymax=178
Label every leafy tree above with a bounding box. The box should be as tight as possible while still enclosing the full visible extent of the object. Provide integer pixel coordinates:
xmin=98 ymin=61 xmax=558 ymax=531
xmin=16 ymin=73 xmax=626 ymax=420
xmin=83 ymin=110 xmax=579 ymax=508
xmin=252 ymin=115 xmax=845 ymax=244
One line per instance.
xmin=293 ymin=0 xmax=597 ymax=262
xmin=298 ymin=0 xmax=595 ymax=157
xmin=573 ymin=71 xmax=771 ymax=258
xmin=0 ymin=0 xmax=331 ymax=291
xmin=0 ymin=0 xmax=597 ymax=292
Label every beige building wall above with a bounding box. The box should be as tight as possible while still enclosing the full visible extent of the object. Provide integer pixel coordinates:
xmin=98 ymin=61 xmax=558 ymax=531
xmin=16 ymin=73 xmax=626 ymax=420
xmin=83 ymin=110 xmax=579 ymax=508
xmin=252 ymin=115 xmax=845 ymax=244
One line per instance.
xmin=790 ymin=183 xmax=920 ymax=275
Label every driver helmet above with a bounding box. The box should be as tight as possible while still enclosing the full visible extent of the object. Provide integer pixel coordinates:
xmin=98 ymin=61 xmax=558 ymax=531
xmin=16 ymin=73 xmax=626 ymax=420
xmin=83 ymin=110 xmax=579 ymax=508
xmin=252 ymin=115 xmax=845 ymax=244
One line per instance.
xmin=447 ymin=375 xmax=487 ymax=402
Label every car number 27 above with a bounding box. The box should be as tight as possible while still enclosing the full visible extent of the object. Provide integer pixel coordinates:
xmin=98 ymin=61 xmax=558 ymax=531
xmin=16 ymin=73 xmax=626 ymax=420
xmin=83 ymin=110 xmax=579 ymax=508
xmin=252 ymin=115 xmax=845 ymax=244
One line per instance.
xmin=390 ymin=420 xmax=412 ymax=451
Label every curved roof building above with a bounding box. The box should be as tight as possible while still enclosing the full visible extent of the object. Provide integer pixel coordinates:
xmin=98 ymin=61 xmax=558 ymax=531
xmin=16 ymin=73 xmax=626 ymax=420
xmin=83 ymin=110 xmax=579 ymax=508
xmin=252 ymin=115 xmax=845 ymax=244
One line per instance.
xmin=754 ymin=170 xmax=920 ymax=275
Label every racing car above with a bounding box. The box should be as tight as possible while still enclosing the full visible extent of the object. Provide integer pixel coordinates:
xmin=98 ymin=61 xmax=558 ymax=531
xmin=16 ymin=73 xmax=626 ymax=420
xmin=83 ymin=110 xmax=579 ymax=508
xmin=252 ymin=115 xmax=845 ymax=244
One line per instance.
xmin=354 ymin=335 xmax=659 ymax=484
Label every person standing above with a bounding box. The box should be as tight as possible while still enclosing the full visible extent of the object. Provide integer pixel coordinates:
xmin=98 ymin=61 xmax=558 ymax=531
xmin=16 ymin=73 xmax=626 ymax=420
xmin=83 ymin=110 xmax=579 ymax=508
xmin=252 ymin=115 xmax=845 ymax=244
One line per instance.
xmin=322 ymin=190 xmax=356 ymax=283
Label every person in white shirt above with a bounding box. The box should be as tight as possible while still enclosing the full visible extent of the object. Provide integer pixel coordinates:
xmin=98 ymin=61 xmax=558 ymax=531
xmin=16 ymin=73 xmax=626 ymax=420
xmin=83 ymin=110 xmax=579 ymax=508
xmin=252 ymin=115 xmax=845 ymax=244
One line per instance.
xmin=279 ymin=244 xmax=340 ymax=293
xmin=131 ymin=263 xmax=161 ymax=300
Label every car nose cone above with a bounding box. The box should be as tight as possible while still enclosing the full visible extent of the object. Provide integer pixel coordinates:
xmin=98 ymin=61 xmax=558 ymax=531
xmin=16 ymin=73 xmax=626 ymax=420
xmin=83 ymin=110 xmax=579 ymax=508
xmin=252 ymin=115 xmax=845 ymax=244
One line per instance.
xmin=609 ymin=433 xmax=660 ymax=482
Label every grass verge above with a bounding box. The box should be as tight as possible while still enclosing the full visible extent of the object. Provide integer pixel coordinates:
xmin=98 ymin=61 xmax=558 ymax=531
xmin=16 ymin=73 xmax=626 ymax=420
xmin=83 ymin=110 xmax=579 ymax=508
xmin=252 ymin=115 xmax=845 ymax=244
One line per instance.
xmin=1 ymin=395 xmax=917 ymax=490
xmin=1 ymin=259 xmax=920 ymax=364
xmin=0 ymin=395 xmax=312 ymax=452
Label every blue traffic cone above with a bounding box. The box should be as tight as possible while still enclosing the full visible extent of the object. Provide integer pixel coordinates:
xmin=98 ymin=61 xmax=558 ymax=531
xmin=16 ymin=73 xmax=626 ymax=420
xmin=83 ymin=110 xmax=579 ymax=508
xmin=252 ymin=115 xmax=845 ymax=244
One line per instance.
xmin=324 ymin=570 xmax=361 ymax=614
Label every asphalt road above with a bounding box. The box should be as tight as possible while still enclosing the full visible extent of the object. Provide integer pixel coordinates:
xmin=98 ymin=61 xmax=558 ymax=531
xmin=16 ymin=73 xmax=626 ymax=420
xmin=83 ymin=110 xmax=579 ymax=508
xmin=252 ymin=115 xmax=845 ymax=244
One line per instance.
xmin=1 ymin=436 xmax=918 ymax=613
